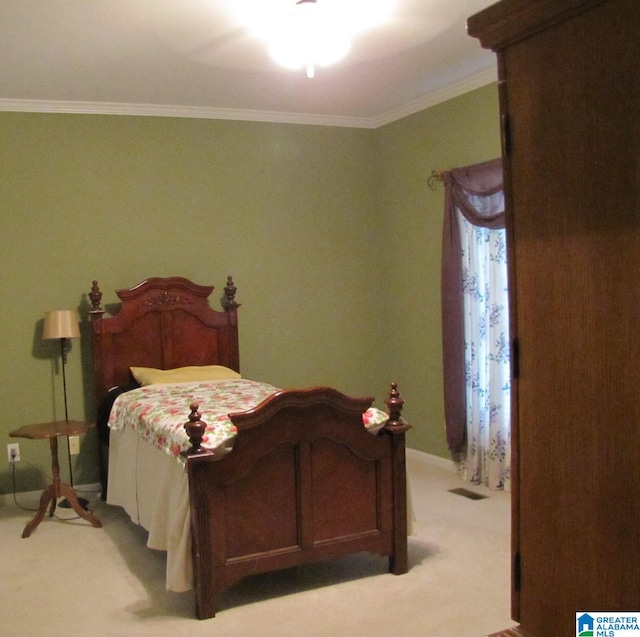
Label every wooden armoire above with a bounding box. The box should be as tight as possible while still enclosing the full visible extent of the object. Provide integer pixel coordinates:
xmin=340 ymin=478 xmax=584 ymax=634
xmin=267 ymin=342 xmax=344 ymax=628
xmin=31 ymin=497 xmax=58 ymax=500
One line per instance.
xmin=467 ymin=1 xmax=640 ymax=635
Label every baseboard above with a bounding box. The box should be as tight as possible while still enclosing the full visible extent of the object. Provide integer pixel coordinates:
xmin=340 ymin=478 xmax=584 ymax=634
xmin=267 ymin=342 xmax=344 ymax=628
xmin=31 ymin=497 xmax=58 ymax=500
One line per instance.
xmin=4 ymin=454 xmax=458 ymax=503
xmin=484 ymin=627 xmax=532 ymax=637
xmin=406 ymin=447 xmax=459 ymax=474
xmin=0 ymin=482 xmax=102 ymax=507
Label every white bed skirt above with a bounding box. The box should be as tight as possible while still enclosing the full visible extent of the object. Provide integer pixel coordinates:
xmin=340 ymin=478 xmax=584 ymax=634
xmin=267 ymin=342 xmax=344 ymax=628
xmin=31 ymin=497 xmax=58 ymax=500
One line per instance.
xmin=107 ymin=427 xmax=193 ymax=592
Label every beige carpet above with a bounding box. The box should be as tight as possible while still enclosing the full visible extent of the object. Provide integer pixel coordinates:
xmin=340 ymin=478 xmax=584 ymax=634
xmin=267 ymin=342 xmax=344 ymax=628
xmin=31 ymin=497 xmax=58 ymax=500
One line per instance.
xmin=0 ymin=451 xmax=514 ymax=636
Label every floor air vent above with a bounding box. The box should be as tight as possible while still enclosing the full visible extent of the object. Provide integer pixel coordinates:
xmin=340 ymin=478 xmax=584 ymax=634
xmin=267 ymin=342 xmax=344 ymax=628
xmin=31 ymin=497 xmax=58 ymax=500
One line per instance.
xmin=448 ymin=487 xmax=488 ymax=500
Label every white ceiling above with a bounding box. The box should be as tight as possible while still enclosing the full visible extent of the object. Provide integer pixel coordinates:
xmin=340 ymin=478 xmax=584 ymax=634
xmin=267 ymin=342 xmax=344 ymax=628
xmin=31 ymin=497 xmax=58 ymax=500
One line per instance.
xmin=0 ymin=0 xmax=498 ymax=128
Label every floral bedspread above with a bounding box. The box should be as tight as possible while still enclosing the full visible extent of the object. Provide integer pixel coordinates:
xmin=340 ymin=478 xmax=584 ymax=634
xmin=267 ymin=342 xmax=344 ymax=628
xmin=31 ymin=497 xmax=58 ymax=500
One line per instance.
xmin=108 ymin=379 xmax=389 ymax=466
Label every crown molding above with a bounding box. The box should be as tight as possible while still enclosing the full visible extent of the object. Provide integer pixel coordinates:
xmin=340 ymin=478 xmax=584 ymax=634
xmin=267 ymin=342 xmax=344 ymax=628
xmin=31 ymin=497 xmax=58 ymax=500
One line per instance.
xmin=0 ymin=67 xmax=497 ymax=129
xmin=0 ymin=98 xmax=372 ymax=128
xmin=371 ymin=65 xmax=498 ymax=128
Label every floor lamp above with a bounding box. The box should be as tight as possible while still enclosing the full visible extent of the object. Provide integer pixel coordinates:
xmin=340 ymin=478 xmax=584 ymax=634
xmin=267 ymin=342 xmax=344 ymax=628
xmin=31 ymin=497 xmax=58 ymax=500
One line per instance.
xmin=43 ymin=309 xmax=83 ymax=507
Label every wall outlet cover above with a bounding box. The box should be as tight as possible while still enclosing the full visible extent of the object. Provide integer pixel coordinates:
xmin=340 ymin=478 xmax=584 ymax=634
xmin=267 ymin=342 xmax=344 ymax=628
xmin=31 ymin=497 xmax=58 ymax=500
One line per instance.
xmin=7 ymin=443 xmax=20 ymax=462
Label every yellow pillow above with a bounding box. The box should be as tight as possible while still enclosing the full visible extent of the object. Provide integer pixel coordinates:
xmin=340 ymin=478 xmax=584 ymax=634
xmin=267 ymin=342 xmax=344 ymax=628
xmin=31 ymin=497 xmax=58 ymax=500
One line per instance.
xmin=130 ymin=365 xmax=241 ymax=385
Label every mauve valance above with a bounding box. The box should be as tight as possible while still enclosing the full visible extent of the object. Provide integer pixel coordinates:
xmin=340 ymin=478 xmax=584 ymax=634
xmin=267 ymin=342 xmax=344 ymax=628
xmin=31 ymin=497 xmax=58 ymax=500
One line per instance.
xmin=445 ymin=157 xmax=504 ymax=229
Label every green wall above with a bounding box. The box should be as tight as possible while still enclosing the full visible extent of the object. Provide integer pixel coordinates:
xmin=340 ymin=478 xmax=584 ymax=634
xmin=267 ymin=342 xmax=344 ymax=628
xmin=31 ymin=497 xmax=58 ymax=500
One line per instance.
xmin=0 ymin=83 xmax=500 ymax=494
xmin=376 ymin=84 xmax=501 ymax=457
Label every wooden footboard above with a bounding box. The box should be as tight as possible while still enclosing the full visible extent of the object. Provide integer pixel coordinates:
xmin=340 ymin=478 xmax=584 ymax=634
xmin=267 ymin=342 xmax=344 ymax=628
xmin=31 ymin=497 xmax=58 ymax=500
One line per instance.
xmin=184 ymin=383 xmax=411 ymax=619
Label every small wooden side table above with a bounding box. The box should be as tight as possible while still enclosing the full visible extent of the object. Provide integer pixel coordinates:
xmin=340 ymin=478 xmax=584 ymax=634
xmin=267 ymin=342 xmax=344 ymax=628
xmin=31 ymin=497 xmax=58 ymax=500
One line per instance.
xmin=9 ymin=420 xmax=102 ymax=538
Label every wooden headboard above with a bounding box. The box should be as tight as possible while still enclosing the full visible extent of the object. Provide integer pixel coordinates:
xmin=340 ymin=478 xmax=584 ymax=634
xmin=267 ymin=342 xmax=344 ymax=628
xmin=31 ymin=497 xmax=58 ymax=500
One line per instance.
xmin=89 ymin=276 xmax=240 ymax=402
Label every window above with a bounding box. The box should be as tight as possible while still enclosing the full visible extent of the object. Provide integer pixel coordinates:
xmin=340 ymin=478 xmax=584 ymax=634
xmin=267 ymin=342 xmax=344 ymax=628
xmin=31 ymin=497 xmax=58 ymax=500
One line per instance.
xmin=441 ymin=158 xmax=510 ymax=490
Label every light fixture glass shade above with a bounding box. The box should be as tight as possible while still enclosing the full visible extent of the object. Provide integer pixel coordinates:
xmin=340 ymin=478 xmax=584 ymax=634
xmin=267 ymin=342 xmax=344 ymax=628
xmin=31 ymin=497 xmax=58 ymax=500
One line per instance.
xmin=269 ymin=31 xmax=351 ymax=72
xmin=43 ymin=310 xmax=81 ymax=340
xmin=239 ymin=0 xmax=396 ymax=78
xmin=266 ymin=0 xmax=351 ymax=75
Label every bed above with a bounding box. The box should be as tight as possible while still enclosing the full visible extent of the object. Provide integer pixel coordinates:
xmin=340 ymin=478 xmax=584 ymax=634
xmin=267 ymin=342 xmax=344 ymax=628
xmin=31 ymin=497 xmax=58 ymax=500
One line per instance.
xmin=89 ymin=276 xmax=411 ymax=619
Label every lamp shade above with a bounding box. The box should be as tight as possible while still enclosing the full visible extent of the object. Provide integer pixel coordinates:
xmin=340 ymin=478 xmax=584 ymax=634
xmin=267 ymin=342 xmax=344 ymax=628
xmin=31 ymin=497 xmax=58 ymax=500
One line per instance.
xmin=43 ymin=310 xmax=80 ymax=340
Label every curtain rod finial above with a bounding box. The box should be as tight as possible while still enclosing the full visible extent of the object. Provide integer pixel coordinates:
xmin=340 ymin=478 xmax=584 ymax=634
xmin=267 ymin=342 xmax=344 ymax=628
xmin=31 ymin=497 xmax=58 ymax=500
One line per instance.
xmin=428 ymin=169 xmax=445 ymax=191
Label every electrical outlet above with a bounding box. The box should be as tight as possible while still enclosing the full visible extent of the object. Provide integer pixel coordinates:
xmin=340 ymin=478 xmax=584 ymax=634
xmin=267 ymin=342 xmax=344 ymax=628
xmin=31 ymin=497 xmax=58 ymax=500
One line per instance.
xmin=7 ymin=443 xmax=20 ymax=462
xmin=68 ymin=435 xmax=80 ymax=455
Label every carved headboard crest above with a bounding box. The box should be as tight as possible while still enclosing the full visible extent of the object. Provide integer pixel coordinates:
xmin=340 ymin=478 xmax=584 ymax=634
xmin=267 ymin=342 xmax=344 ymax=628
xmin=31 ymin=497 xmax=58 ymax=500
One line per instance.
xmin=142 ymin=291 xmax=193 ymax=309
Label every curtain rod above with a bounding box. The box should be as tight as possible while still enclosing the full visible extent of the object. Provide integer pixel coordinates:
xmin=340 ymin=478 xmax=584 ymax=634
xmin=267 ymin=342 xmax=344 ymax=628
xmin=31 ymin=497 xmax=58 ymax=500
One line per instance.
xmin=427 ymin=169 xmax=445 ymax=191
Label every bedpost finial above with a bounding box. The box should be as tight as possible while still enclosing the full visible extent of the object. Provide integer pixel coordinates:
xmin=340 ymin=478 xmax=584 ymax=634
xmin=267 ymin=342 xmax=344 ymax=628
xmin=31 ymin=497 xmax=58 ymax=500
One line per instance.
xmin=184 ymin=403 xmax=208 ymax=455
xmin=222 ymin=275 xmax=238 ymax=310
xmin=384 ymin=382 xmax=411 ymax=434
xmin=89 ymin=280 xmax=104 ymax=317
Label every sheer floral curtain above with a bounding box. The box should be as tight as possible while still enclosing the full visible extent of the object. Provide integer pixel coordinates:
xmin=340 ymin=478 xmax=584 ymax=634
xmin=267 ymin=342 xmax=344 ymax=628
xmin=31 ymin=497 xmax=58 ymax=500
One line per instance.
xmin=441 ymin=158 xmax=511 ymax=490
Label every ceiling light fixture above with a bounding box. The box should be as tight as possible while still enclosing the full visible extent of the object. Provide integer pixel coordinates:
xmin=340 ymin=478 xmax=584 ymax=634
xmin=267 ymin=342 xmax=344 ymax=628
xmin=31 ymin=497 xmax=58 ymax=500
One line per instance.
xmin=237 ymin=0 xmax=395 ymax=79
xmin=267 ymin=0 xmax=352 ymax=79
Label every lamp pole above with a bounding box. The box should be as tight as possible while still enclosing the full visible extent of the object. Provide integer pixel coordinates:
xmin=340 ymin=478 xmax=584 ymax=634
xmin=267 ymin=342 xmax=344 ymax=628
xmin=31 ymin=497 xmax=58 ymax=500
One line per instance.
xmin=60 ymin=337 xmax=70 ymax=422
